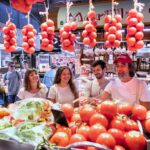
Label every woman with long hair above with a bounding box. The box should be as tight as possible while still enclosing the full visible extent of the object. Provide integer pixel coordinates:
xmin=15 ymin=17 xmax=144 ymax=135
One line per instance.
xmin=48 ymin=66 xmax=78 ymax=105
xmin=17 ymin=68 xmax=48 ymax=100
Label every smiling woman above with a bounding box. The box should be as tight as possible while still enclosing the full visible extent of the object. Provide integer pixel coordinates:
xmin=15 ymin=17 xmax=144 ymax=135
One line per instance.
xmin=17 ymin=68 xmax=48 ymax=100
xmin=47 ymin=66 xmax=78 ymax=105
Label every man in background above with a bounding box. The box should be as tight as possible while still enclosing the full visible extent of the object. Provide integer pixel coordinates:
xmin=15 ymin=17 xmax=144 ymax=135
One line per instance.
xmin=42 ymin=64 xmax=57 ymax=89
xmin=101 ymin=53 xmax=150 ymax=110
xmin=4 ymin=61 xmax=22 ymax=104
xmin=21 ymin=60 xmax=29 ymax=79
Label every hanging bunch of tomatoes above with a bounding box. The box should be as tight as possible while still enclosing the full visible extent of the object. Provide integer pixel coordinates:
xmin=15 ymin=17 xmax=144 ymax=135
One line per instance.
xmin=104 ymin=14 xmax=122 ymax=48
xmin=82 ymin=10 xmax=97 ymax=47
xmin=126 ymin=9 xmax=144 ymax=51
xmin=59 ymin=22 xmax=77 ymax=52
xmin=22 ymin=24 xmax=37 ymax=54
xmin=3 ymin=21 xmax=17 ymax=53
xmin=40 ymin=19 xmax=55 ymax=52
xmin=11 ymin=0 xmax=44 ymax=13
xmin=49 ymin=101 xmax=149 ymax=150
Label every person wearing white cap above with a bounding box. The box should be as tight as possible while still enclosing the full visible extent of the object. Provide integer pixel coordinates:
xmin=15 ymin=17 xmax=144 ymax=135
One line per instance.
xmin=101 ymin=53 xmax=150 ymax=110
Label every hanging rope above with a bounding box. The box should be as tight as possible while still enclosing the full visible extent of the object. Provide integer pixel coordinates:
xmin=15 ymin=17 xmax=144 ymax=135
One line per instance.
xmin=133 ymin=0 xmax=144 ymax=12
xmin=112 ymin=0 xmax=119 ymax=17
xmin=89 ymin=0 xmax=94 ymax=12
xmin=27 ymin=11 xmax=31 ymax=24
xmin=66 ymin=1 xmax=73 ymax=23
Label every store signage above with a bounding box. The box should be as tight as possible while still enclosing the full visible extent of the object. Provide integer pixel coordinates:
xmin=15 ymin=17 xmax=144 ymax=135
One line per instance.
xmin=57 ymin=0 xmax=150 ymax=29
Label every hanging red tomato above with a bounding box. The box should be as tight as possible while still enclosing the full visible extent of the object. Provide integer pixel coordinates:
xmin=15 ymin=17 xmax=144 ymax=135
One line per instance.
xmin=126 ymin=9 xmax=144 ymax=51
xmin=3 ymin=21 xmax=17 ymax=53
xmin=22 ymin=24 xmax=36 ymax=54
xmin=40 ymin=19 xmax=55 ymax=52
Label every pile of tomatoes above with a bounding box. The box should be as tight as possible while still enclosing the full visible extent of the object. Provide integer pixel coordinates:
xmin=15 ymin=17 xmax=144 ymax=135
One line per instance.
xmin=49 ymin=101 xmax=149 ymax=150
xmin=104 ymin=14 xmax=122 ymax=48
xmin=40 ymin=19 xmax=55 ymax=51
xmin=22 ymin=24 xmax=37 ymax=54
xmin=126 ymin=9 xmax=144 ymax=51
xmin=11 ymin=0 xmax=44 ymax=13
xmin=82 ymin=10 xmax=97 ymax=47
xmin=59 ymin=22 xmax=77 ymax=52
xmin=3 ymin=21 xmax=17 ymax=53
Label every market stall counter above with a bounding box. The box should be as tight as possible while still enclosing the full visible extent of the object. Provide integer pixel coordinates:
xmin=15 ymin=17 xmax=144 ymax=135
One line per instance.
xmin=0 ymin=98 xmax=149 ymax=150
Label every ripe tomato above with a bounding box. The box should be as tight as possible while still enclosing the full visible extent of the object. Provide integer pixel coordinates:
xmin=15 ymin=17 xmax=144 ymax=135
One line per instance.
xmin=61 ymin=103 xmax=74 ymax=120
xmin=125 ymin=119 xmax=139 ymax=131
xmin=49 ymin=132 xmax=69 ymax=147
xmin=108 ymin=128 xmax=125 ymax=146
xmin=89 ymin=113 xmax=108 ymax=128
xmin=142 ymin=119 xmax=150 ymax=133
xmin=89 ymin=124 xmax=106 ymax=142
xmin=104 ymin=15 xmax=112 ymax=23
xmin=114 ymin=145 xmax=125 ymax=150
xmin=78 ymin=105 xmax=95 ymax=123
xmin=69 ymin=122 xmax=78 ymax=135
xmin=117 ymin=103 xmax=133 ymax=116
xmin=96 ymin=132 xmax=116 ymax=149
xmin=69 ymin=133 xmax=86 ymax=144
xmin=76 ymin=125 xmax=90 ymax=140
xmin=87 ymin=10 xmax=96 ymax=19
xmin=101 ymin=101 xmax=117 ymax=119
xmin=56 ymin=126 xmax=71 ymax=137
xmin=110 ymin=118 xmax=125 ymax=131
xmin=131 ymin=104 xmax=147 ymax=121
xmin=71 ymin=113 xmax=81 ymax=123
xmin=124 ymin=131 xmax=146 ymax=150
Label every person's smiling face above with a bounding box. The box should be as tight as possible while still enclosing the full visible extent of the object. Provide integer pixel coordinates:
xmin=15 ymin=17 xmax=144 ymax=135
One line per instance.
xmin=28 ymin=71 xmax=39 ymax=83
xmin=115 ymin=63 xmax=130 ymax=80
xmin=60 ymin=68 xmax=71 ymax=84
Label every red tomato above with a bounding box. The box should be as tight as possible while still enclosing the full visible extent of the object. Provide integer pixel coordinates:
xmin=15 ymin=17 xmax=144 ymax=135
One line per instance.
xmin=135 ymin=40 xmax=144 ymax=49
xmin=69 ymin=133 xmax=86 ymax=144
xmin=125 ymin=119 xmax=139 ymax=131
xmin=96 ymin=132 xmax=116 ymax=149
xmin=127 ymin=37 xmax=136 ymax=47
xmin=63 ymin=23 xmax=71 ymax=31
xmin=136 ymin=22 xmax=144 ymax=31
xmin=76 ymin=125 xmax=90 ymax=140
xmin=69 ymin=122 xmax=78 ymax=135
xmin=49 ymin=132 xmax=69 ymax=147
xmin=114 ymin=145 xmax=125 ymax=150
xmin=89 ymin=113 xmax=108 ymax=128
xmin=104 ymin=15 xmax=112 ymax=23
xmin=115 ymin=14 xmax=122 ymax=22
xmin=132 ymin=104 xmax=147 ymax=121
xmin=136 ymin=12 xmax=144 ymax=22
xmin=56 ymin=126 xmax=71 ymax=138
xmin=78 ymin=105 xmax=95 ymax=123
xmin=124 ymin=131 xmax=146 ymax=150
xmin=71 ymin=113 xmax=81 ymax=123
xmin=110 ymin=118 xmax=125 ymax=131
xmin=89 ymin=124 xmax=106 ymax=142
xmin=87 ymin=10 xmax=96 ymax=19
xmin=61 ymin=103 xmax=74 ymax=120
xmin=128 ymin=9 xmax=138 ymax=18
xmin=108 ymin=128 xmax=125 ymax=146
xmin=117 ymin=103 xmax=133 ymax=116
xmin=108 ymin=26 xmax=117 ymax=34
xmin=107 ymin=34 xmax=116 ymax=42
xmin=101 ymin=101 xmax=117 ymax=119
xmin=142 ymin=119 xmax=150 ymax=133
